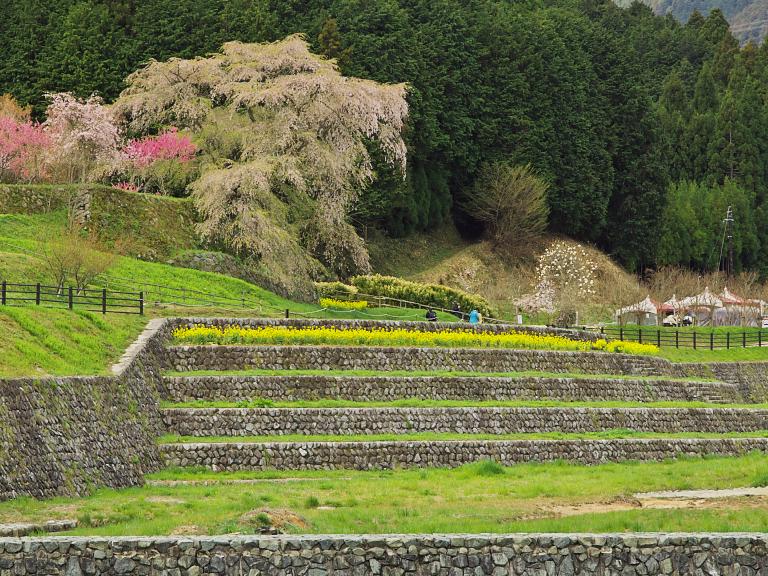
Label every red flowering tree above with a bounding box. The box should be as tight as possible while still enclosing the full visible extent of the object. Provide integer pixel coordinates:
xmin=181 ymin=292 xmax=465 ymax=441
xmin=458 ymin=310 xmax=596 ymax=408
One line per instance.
xmin=0 ymin=116 xmax=51 ymax=183
xmin=123 ymin=128 xmax=196 ymax=167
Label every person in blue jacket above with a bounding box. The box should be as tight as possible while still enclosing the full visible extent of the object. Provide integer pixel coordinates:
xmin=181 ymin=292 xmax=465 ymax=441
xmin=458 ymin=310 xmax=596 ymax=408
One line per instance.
xmin=469 ymin=309 xmax=480 ymax=325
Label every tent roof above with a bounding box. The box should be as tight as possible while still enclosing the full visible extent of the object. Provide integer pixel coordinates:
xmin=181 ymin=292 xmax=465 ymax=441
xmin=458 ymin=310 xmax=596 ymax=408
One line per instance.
xmin=616 ymin=295 xmax=658 ymax=316
xmin=659 ymin=294 xmax=681 ymax=312
xmin=720 ymin=286 xmax=745 ymax=305
xmin=679 ymin=287 xmax=723 ymax=308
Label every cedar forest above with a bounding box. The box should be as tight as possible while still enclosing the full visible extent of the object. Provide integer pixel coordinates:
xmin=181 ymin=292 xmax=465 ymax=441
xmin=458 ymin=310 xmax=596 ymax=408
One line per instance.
xmin=3 ymin=0 xmax=768 ymax=277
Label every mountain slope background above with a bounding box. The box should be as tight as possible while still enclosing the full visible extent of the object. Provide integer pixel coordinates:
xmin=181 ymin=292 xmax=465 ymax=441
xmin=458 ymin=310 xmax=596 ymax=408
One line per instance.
xmin=616 ymin=0 xmax=768 ymax=42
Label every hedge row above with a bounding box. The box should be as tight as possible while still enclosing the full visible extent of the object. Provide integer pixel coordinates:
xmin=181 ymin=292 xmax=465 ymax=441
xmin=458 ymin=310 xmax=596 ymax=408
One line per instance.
xmin=350 ymin=275 xmax=495 ymax=317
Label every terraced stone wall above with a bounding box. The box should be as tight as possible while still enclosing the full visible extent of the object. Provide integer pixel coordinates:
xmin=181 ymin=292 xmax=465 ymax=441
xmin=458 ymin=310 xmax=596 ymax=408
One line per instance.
xmin=680 ymin=361 xmax=768 ymax=402
xmin=161 ymin=438 xmax=768 ymax=471
xmin=162 ymin=406 xmax=768 ymax=436
xmin=1 ymin=534 xmax=765 ymax=576
xmin=0 ymin=320 xmax=166 ymax=501
xmin=166 ymin=346 xmax=674 ymax=376
xmin=164 ymin=374 xmax=741 ymax=403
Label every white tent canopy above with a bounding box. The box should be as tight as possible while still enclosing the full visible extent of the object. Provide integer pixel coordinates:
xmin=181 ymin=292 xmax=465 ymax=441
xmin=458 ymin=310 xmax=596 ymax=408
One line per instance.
xmin=615 ymin=296 xmax=659 ymax=326
xmin=679 ymin=287 xmax=723 ymax=309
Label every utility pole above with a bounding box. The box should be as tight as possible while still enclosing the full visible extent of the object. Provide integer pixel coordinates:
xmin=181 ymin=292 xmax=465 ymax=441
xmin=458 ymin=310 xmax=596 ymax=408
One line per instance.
xmin=723 ymin=206 xmax=734 ymax=278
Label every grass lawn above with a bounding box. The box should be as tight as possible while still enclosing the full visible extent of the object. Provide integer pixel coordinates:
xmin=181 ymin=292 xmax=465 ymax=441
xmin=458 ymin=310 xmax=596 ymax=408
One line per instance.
xmin=160 ymin=399 xmax=768 ymax=409
xmin=3 ymin=454 xmax=768 ymax=535
xmin=158 ymin=430 xmax=768 ymax=443
xmin=0 ymin=307 xmax=147 ymax=378
xmin=658 ymin=346 xmax=768 ymax=363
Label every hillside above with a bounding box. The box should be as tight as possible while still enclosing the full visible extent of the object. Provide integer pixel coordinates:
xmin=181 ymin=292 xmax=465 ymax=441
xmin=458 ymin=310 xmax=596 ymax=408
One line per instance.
xmin=615 ymin=0 xmax=768 ymax=42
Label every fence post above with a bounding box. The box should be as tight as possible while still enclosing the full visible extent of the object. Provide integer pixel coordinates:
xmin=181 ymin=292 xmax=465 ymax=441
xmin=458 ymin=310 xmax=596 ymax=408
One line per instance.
xmin=760 ymin=330 xmax=763 ymax=348
xmin=638 ymin=329 xmax=643 ymax=344
xmin=600 ymin=326 xmax=605 ymax=336
xmin=657 ymin=329 xmax=661 ymax=348
xmin=727 ymin=332 xmax=730 ymax=350
xmin=139 ymin=291 xmax=144 ymax=316
xmin=35 ymin=283 xmax=41 ymax=306
xmin=285 ymin=308 xmax=289 ymax=319
xmin=68 ymin=286 xmax=73 ymax=310
xmin=101 ymin=288 xmax=107 ymax=315
xmin=619 ymin=327 xmax=623 ymax=341
xmin=743 ymin=331 xmax=747 ymax=348
xmin=675 ymin=330 xmax=679 ymax=348
xmin=710 ymin=332 xmax=714 ymax=351
xmin=693 ymin=332 xmax=697 ymax=350
xmin=1 ymin=281 xmax=5 ymax=306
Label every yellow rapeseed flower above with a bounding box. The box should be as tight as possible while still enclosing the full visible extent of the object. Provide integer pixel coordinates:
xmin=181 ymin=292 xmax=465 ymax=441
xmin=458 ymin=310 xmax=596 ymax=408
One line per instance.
xmin=171 ymin=325 xmax=659 ymax=355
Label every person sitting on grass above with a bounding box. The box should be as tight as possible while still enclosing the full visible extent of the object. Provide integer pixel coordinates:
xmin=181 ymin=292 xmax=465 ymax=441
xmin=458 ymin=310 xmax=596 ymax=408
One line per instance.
xmin=425 ymin=308 xmax=438 ymax=322
xmin=469 ymin=309 xmax=481 ymax=325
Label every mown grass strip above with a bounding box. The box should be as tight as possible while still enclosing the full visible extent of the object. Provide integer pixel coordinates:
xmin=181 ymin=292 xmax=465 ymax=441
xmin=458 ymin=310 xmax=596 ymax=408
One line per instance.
xmin=4 ymin=453 xmax=768 ymax=535
xmin=160 ymin=399 xmax=763 ymax=410
xmin=163 ymin=368 xmax=715 ymax=383
xmin=158 ymin=430 xmax=768 ymax=444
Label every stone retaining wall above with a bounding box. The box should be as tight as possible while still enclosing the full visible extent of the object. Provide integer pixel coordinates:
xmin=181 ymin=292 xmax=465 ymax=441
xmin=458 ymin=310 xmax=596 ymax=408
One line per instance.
xmin=3 ymin=533 xmax=767 ymax=576
xmin=163 ymin=373 xmax=741 ymax=403
xmin=166 ymin=346 xmax=674 ymax=376
xmin=0 ymin=320 xmax=166 ymax=501
xmin=680 ymin=361 xmax=768 ymax=402
xmin=162 ymin=406 xmax=768 ymax=436
xmin=161 ymin=438 xmax=768 ymax=471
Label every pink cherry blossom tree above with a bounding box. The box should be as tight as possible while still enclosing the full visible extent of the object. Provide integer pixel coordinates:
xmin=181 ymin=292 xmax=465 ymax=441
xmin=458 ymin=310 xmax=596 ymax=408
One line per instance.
xmin=43 ymin=93 xmax=121 ymax=182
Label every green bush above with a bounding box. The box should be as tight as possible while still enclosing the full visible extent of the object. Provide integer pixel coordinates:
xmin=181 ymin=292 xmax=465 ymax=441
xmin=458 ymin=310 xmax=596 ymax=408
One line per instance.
xmin=350 ymin=274 xmax=494 ymax=317
xmin=314 ymin=281 xmax=358 ymax=298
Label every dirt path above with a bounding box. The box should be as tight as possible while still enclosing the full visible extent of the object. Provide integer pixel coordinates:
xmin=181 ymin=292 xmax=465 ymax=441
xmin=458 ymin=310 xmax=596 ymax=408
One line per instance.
xmin=635 ymin=486 xmax=768 ymax=499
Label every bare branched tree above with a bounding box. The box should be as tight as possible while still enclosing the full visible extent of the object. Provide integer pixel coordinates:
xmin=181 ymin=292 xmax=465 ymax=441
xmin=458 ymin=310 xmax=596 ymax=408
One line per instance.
xmin=461 ymin=162 xmax=549 ymax=258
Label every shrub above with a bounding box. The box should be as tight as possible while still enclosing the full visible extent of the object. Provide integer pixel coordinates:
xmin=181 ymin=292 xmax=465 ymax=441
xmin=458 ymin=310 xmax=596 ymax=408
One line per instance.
xmin=472 ymin=460 xmax=506 ymax=476
xmin=314 ymin=281 xmax=358 ymax=298
xmin=351 ymin=274 xmax=494 ymax=317
xmin=319 ymin=297 xmax=367 ymax=310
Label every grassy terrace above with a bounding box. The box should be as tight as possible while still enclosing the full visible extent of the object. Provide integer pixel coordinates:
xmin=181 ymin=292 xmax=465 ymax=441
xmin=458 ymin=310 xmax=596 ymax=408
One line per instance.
xmin=658 ymin=346 xmax=768 ymax=363
xmin=3 ymin=454 xmax=768 ymax=535
xmin=158 ymin=430 xmax=768 ymax=444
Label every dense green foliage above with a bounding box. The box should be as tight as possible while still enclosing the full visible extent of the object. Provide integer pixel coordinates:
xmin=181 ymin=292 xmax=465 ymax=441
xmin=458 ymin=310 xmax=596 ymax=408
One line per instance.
xmin=4 ymin=0 xmax=768 ymax=273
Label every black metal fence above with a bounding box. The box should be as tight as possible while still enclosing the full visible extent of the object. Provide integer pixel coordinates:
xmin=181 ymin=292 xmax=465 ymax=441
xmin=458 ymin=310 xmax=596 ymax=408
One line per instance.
xmin=0 ymin=281 xmax=144 ymax=315
xmin=595 ymin=325 xmax=765 ymax=349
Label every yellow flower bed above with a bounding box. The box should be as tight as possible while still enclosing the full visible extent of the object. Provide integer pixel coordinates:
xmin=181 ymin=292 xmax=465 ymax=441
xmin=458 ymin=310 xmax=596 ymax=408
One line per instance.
xmin=319 ymin=298 xmax=368 ymax=310
xmin=172 ymin=325 xmax=659 ymax=355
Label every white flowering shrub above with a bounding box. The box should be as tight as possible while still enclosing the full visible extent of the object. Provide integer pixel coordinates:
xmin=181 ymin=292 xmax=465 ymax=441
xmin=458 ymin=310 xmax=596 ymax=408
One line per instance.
xmin=517 ymin=241 xmax=598 ymax=321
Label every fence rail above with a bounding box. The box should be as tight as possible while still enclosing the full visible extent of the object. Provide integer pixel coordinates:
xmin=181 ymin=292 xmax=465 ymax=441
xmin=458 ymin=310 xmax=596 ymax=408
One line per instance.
xmin=0 ymin=281 xmax=144 ymax=315
xmin=592 ymin=326 xmax=766 ymax=349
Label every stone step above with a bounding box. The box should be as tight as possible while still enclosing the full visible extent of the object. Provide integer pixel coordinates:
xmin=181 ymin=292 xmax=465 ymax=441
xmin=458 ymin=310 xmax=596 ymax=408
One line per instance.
xmin=162 ymin=407 xmax=768 ymax=436
xmin=160 ymin=437 xmax=768 ymax=471
xmin=164 ymin=345 xmax=677 ymax=376
xmin=162 ymin=374 xmax=742 ymax=404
